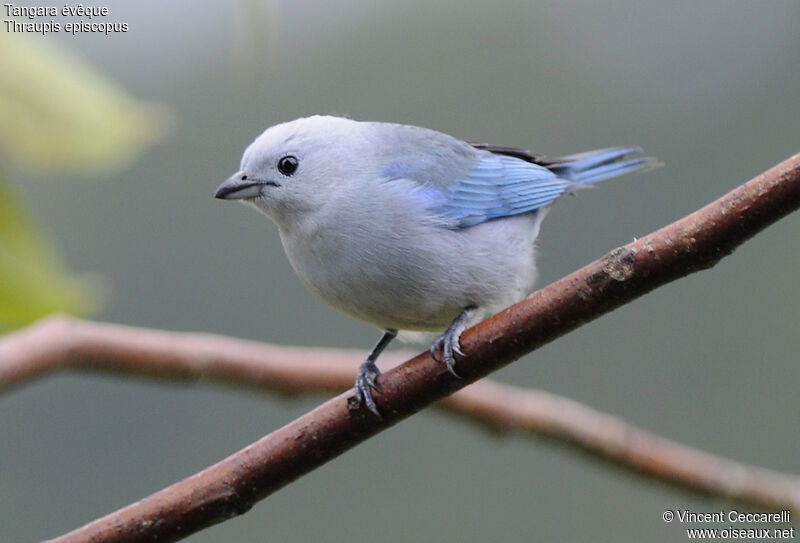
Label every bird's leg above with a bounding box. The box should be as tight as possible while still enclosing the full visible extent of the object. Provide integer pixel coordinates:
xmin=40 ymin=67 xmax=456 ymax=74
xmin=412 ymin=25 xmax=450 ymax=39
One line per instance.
xmin=352 ymin=328 xmax=397 ymax=418
xmin=430 ymin=304 xmax=477 ymax=377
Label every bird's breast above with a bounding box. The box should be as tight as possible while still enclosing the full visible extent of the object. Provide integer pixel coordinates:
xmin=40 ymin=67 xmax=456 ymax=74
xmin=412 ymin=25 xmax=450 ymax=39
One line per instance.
xmin=276 ymin=208 xmax=467 ymax=331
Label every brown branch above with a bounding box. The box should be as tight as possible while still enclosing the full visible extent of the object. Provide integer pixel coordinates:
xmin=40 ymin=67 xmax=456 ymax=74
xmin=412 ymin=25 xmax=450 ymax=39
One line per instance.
xmin=18 ymin=150 xmax=799 ymax=542
xmin=3 ymin=316 xmax=800 ymax=513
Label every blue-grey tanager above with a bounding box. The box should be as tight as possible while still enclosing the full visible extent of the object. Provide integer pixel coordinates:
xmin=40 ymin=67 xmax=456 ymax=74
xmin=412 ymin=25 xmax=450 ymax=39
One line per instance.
xmin=215 ymin=115 xmax=658 ymax=417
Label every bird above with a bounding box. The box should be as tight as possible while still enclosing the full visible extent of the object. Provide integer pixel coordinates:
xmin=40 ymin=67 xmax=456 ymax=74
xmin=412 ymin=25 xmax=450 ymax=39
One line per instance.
xmin=215 ymin=115 xmax=658 ymax=418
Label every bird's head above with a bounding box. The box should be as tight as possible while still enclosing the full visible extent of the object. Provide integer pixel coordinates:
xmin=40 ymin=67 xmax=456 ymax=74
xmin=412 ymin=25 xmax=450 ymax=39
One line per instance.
xmin=215 ymin=115 xmax=372 ymax=227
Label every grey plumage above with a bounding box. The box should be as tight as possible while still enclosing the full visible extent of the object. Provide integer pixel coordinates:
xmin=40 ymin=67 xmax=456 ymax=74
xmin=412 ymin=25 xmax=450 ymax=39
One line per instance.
xmin=216 ymin=115 xmax=659 ymax=416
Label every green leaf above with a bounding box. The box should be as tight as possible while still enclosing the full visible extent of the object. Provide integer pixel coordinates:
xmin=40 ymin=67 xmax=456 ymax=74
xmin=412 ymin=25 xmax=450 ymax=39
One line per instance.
xmin=0 ymin=175 xmax=99 ymax=329
xmin=0 ymin=33 xmax=171 ymax=327
xmin=0 ymin=32 xmax=168 ymax=174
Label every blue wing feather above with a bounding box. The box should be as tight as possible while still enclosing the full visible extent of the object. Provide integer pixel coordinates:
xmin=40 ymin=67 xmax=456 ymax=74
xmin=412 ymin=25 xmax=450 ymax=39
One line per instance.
xmin=433 ymin=154 xmax=571 ymax=227
xmin=378 ymin=141 xmax=656 ymax=229
xmin=430 ymin=146 xmax=657 ymax=228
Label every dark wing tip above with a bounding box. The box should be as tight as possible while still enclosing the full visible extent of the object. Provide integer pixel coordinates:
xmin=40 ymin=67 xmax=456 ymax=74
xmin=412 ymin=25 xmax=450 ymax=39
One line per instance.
xmin=468 ymin=143 xmax=545 ymax=164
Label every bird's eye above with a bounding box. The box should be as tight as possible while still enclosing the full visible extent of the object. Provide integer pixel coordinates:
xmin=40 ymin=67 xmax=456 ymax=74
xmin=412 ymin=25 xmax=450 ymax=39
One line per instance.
xmin=277 ymin=155 xmax=299 ymax=176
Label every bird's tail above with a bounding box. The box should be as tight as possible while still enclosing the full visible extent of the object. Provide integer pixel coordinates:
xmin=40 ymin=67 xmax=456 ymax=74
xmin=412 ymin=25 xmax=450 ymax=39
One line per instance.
xmin=542 ymin=147 xmax=661 ymax=186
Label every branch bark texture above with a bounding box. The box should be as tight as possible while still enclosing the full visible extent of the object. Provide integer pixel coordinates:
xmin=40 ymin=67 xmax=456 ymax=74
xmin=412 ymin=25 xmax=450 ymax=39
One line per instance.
xmin=21 ymin=151 xmax=800 ymax=542
xmin=5 ymin=316 xmax=800 ymax=516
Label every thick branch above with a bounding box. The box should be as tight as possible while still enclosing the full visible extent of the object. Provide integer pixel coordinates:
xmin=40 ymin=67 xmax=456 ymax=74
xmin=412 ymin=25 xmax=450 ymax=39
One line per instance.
xmin=22 ymin=151 xmax=800 ymax=542
xmin=2 ymin=316 xmax=799 ymax=513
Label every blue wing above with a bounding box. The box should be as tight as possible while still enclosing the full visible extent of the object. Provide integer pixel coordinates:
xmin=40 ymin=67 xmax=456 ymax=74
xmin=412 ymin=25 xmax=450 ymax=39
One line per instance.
xmin=377 ymin=140 xmax=656 ymax=229
xmin=432 ymin=154 xmax=572 ymax=227
xmin=430 ymin=146 xmax=656 ymax=228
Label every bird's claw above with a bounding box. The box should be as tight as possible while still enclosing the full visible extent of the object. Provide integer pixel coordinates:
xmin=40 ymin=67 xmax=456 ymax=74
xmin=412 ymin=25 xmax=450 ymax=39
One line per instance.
xmin=430 ymin=305 xmax=476 ymax=378
xmin=352 ymin=360 xmax=382 ymax=419
xmin=430 ymin=328 xmax=463 ymax=378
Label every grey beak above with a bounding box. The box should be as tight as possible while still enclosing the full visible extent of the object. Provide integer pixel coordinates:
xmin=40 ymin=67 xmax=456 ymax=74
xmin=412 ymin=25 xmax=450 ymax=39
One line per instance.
xmin=215 ymin=171 xmax=278 ymax=200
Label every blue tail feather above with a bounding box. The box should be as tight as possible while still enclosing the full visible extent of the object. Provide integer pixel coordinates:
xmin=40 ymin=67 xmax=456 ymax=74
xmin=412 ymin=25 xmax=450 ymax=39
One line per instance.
xmin=545 ymin=147 xmax=660 ymax=185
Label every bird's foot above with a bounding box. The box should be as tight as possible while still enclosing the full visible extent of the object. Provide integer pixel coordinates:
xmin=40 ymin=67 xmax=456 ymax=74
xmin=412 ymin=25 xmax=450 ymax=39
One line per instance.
xmin=430 ymin=330 xmax=463 ymax=377
xmin=348 ymin=329 xmax=397 ymax=419
xmin=352 ymin=359 xmax=382 ymax=419
xmin=430 ymin=305 xmax=477 ymax=378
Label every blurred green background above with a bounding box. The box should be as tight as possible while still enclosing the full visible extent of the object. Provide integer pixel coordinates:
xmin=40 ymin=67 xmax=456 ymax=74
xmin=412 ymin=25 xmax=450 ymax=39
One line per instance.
xmin=2 ymin=1 xmax=799 ymax=541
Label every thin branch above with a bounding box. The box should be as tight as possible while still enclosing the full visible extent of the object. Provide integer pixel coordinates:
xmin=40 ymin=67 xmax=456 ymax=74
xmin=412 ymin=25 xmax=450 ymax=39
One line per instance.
xmin=21 ymin=150 xmax=800 ymax=542
xmin=2 ymin=316 xmax=799 ymax=513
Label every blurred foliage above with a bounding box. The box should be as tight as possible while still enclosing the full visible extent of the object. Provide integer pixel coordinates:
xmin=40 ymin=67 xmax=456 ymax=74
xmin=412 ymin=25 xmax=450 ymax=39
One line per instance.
xmin=0 ymin=174 xmax=97 ymax=328
xmin=0 ymin=33 xmax=168 ymax=329
xmin=0 ymin=32 xmax=167 ymax=173
xmin=232 ymin=0 xmax=275 ymax=85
